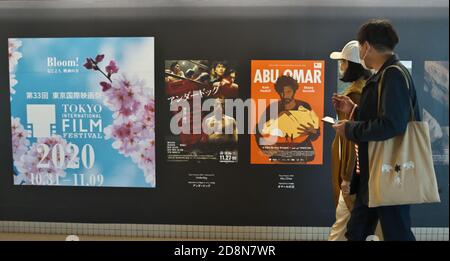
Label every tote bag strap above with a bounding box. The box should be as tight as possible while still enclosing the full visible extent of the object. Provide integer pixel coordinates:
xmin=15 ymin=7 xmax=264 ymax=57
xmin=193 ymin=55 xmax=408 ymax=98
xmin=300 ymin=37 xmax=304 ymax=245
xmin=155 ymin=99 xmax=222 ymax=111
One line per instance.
xmin=377 ymin=64 xmax=416 ymax=121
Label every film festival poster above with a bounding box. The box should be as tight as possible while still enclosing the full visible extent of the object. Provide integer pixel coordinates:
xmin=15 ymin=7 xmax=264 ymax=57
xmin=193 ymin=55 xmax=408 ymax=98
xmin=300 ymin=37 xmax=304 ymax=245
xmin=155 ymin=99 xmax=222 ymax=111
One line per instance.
xmin=250 ymin=60 xmax=324 ymax=165
xmin=9 ymin=37 xmax=156 ymax=188
xmin=165 ymin=60 xmax=239 ymax=164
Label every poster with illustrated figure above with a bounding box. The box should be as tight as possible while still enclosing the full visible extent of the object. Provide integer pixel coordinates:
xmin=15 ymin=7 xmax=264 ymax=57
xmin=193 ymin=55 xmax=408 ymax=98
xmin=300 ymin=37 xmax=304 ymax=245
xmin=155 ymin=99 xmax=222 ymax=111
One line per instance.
xmin=250 ymin=60 xmax=324 ymax=164
xmin=9 ymin=37 xmax=155 ymax=187
xmin=165 ymin=60 xmax=239 ymax=163
xmin=423 ymin=61 xmax=449 ymax=166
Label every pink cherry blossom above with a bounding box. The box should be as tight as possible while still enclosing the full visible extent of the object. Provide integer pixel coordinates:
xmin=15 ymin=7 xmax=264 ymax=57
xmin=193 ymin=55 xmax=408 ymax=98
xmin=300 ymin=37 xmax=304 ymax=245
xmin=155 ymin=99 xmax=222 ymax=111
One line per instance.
xmin=14 ymin=134 xmax=78 ymax=185
xmin=95 ymin=54 xmax=105 ymax=63
xmin=11 ymin=117 xmax=30 ymax=162
xmin=9 ymin=39 xmax=22 ymax=100
xmin=106 ymin=60 xmax=119 ymax=75
xmin=100 ymin=81 xmax=111 ymax=92
xmin=103 ymin=74 xmax=145 ymax=118
xmin=8 ymin=39 xmax=22 ymax=71
xmin=131 ymin=139 xmax=156 ymax=186
xmin=8 ymin=38 xmax=22 ymax=50
xmin=85 ymin=54 xmax=155 ymax=186
xmin=83 ymin=58 xmax=94 ymax=69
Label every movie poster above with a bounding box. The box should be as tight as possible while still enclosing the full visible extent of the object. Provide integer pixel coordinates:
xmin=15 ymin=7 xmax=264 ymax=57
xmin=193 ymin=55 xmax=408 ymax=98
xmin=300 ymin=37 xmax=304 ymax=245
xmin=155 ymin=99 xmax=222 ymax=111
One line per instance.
xmin=250 ymin=60 xmax=324 ymax=164
xmin=9 ymin=37 xmax=155 ymax=187
xmin=165 ymin=60 xmax=239 ymax=163
xmin=423 ymin=61 xmax=449 ymax=166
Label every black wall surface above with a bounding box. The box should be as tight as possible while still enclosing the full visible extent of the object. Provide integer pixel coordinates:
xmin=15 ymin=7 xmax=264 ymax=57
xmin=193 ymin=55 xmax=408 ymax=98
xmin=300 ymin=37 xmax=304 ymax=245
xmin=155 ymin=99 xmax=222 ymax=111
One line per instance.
xmin=0 ymin=5 xmax=448 ymax=227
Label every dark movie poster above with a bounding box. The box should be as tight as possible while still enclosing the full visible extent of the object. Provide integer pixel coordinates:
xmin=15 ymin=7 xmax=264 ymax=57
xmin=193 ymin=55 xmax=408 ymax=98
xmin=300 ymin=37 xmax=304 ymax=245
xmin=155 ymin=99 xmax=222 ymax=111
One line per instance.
xmin=164 ymin=60 xmax=239 ymax=163
xmin=423 ymin=61 xmax=449 ymax=166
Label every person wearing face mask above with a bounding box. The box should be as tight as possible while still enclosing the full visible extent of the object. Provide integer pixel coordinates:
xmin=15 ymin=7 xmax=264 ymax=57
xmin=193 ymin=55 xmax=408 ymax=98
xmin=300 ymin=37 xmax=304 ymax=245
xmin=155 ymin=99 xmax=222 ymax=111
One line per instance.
xmin=328 ymin=40 xmax=372 ymax=241
xmin=332 ymin=19 xmax=420 ymax=241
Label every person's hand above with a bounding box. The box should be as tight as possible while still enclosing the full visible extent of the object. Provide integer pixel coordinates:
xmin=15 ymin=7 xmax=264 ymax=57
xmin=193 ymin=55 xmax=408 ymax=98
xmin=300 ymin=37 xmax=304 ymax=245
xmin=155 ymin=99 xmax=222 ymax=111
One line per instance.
xmin=332 ymin=120 xmax=348 ymax=138
xmin=341 ymin=180 xmax=351 ymax=196
xmin=332 ymin=93 xmax=355 ymax=115
xmin=220 ymin=78 xmax=231 ymax=86
xmin=297 ymin=123 xmax=318 ymax=136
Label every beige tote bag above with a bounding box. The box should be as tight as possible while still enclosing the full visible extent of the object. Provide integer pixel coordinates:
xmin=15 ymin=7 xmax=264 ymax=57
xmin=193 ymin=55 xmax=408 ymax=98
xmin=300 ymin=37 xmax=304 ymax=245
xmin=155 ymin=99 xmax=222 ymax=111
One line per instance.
xmin=368 ymin=65 xmax=440 ymax=208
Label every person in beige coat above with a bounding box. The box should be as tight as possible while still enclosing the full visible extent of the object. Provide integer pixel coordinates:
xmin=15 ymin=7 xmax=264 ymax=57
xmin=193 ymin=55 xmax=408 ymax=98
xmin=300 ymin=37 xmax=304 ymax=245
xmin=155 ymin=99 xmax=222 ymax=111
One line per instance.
xmin=328 ymin=40 xmax=380 ymax=240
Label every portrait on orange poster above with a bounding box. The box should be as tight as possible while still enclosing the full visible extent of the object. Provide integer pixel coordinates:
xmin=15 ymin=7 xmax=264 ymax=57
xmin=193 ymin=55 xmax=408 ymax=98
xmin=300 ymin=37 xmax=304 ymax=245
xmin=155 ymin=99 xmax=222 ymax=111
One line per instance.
xmin=250 ymin=60 xmax=324 ymax=164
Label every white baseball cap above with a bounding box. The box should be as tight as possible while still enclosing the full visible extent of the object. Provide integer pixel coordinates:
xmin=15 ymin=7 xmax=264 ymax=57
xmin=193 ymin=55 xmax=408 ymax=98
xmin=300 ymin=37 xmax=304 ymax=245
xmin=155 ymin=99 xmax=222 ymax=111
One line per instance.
xmin=330 ymin=40 xmax=361 ymax=64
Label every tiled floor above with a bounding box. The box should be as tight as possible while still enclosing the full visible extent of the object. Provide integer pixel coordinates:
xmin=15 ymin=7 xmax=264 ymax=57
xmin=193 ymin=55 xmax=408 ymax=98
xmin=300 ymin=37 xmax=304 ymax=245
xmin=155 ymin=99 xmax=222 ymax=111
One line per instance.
xmin=0 ymin=221 xmax=448 ymax=241
xmin=0 ymin=232 xmax=199 ymax=241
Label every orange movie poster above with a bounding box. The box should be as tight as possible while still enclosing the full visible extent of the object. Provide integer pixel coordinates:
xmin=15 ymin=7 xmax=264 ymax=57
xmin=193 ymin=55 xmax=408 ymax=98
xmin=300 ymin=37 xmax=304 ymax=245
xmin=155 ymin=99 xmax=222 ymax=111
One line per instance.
xmin=250 ymin=60 xmax=324 ymax=165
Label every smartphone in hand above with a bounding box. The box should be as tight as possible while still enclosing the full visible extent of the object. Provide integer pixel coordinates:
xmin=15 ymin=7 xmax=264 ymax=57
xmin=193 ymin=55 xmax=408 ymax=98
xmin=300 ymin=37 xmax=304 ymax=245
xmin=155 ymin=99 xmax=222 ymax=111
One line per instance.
xmin=322 ymin=116 xmax=336 ymax=125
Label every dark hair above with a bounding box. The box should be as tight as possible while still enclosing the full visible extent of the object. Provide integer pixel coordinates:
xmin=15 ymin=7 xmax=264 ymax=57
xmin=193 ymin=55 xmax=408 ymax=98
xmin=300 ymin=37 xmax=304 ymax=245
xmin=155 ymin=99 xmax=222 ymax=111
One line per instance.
xmin=185 ymin=68 xmax=195 ymax=78
xmin=211 ymin=61 xmax=228 ymax=71
xmin=275 ymin=75 xmax=298 ymax=94
xmin=170 ymin=61 xmax=179 ymax=72
xmin=227 ymin=69 xmax=236 ymax=75
xmin=340 ymin=61 xmax=372 ymax=83
xmin=357 ymin=19 xmax=399 ymax=51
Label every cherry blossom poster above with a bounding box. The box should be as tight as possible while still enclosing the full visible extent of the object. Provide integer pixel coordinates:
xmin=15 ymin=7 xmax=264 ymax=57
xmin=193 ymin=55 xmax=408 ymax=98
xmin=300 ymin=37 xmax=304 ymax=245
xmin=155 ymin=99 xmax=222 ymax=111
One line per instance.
xmin=9 ymin=37 xmax=155 ymax=187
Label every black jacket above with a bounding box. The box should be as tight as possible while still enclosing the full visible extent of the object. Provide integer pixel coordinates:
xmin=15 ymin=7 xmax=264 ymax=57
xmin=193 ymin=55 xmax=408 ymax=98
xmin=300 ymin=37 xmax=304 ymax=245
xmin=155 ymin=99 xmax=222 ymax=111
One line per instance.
xmin=344 ymin=54 xmax=421 ymax=205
